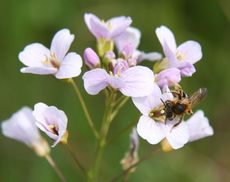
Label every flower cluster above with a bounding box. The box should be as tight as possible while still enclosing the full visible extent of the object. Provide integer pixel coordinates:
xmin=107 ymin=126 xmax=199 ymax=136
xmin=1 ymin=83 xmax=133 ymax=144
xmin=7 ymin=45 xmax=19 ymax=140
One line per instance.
xmin=1 ymin=12 xmax=214 ymax=181
xmin=82 ymin=13 xmax=213 ymax=151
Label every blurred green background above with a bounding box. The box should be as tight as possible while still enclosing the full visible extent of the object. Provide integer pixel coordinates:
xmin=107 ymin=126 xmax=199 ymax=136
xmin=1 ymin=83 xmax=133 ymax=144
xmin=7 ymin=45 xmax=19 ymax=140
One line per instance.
xmin=1 ymin=0 xmax=230 ymax=181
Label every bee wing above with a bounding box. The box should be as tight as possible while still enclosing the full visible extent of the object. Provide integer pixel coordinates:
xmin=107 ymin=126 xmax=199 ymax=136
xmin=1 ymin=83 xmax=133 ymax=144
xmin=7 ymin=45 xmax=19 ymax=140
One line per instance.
xmin=189 ymin=88 xmax=207 ymax=107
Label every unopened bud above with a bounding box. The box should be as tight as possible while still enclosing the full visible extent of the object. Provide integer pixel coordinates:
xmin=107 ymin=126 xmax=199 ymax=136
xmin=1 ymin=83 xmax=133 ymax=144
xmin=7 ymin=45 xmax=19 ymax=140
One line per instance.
xmin=104 ymin=51 xmax=116 ymax=60
xmin=84 ymin=48 xmax=100 ymax=69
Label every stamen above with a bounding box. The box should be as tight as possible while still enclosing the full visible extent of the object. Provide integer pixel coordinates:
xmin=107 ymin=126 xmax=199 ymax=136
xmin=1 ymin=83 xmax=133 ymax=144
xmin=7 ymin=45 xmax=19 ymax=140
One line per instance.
xmin=107 ymin=22 xmax=112 ymax=30
xmin=42 ymin=53 xmax=60 ymax=68
xmin=48 ymin=124 xmax=58 ymax=135
xmin=176 ymin=52 xmax=185 ymax=61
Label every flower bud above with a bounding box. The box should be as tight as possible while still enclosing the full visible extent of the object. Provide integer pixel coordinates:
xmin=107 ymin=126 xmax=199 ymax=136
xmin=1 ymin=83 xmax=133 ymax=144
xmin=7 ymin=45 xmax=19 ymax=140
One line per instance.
xmin=104 ymin=51 xmax=116 ymax=60
xmin=121 ymin=128 xmax=139 ymax=173
xmin=84 ymin=48 xmax=100 ymax=69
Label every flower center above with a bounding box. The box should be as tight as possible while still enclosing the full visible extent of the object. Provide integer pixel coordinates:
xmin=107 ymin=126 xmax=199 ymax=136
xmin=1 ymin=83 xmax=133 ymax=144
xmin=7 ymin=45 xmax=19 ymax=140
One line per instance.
xmin=48 ymin=124 xmax=59 ymax=135
xmin=43 ymin=52 xmax=60 ymax=68
xmin=107 ymin=22 xmax=113 ymax=31
xmin=176 ymin=52 xmax=185 ymax=61
xmin=113 ymin=59 xmax=129 ymax=76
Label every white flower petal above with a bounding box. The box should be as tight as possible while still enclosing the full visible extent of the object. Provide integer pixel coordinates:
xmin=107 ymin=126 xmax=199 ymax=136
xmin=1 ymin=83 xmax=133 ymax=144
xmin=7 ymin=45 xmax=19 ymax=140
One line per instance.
xmin=187 ymin=110 xmax=214 ymax=142
xmin=108 ymin=75 xmax=126 ymax=89
xmin=50 ymin=29 xmax=74 ymax=61
xmin=162 ymin=85 xmax=174 ymax=100
xmin=1 ymin=107 xmax=41 ymax=147
xmin=132 ymin=84 xmax=163 ymax=115
xmin=55 ymin=52 xmax=83 ymax=79
xmin=115 ymin=27 xmax=141 ymax=52
xmin=156 ymin=26 xmax=177 ymax=53
xmin=137 ymin=51 xmax=162 ymax=63
xmin=20 ymin=67 xmax=57 ymax=75
xmin=166 ymin=121 xmax=189 ymax=149
xmin=137 ymin=115 xmax=165 ymax=144
xmin=33 ymin=103 xmax=57 ymax=140
xmin=19 ymin=43 xmax=50 ymax=67
xmin=82 ymin=68 xmax=109 ymax=95
xmin=84 ymin=13 xmax=110 ymax=39
xmin=108 ymin=16 xmax=132 ymax=38
xmin=120 ymin=66 xmax=155 ymax=97
xmin=177 ymin=41 xmax=202 ymax=64
xmin=163 ymin=40 xmax=178 ymax=66
xmin=179 ymin=62 xmax=196 ymax=77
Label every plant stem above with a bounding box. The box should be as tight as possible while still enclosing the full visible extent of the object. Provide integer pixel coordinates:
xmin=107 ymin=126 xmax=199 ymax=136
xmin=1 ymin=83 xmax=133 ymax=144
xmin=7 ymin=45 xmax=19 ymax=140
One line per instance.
xmin=45 ymin=155 xmax=67 ymax=182
xmin=110 ymin=96 xmax=129 ymax=120
xmin=68 ymin=78 xmax=99 ymax=139
xmin=109 ymin=147 xmax=161 ymax=182
xmin=89 ymin=92 xmax=116 ymax=182
xmin=66 ymin=143 xmax=87 ymax=175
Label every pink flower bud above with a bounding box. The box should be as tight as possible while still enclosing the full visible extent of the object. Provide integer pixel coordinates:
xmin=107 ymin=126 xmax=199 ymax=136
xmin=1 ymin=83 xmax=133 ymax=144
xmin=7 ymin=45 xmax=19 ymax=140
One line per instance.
xmin=84 ymin=48 xmax=100 ymax=69
xmin=104 ymin=51 xmax=116 ymax=60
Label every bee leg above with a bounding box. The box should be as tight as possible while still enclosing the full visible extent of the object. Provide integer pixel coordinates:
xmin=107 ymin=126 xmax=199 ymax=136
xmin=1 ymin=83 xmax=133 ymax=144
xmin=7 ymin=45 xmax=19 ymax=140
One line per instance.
xmin=170 ymin=115 xmax=183 ymax=132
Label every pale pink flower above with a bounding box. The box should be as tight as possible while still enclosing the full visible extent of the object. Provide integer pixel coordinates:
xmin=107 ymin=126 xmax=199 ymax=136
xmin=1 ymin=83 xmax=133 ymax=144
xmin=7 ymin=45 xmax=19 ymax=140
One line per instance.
xmin=84 ymin=13 xmax=132 ymax=39
xmin=83 ymin=65 xmax=155 ymax=97
xmin=33 ymin=103 xmax=68 ymax=147
xmin=19 ymin=29 xmax=82 ymax=79
xmin=132 ymin=85 xmax=189 ymax=149
xmin=115 ymin=27 xmax=162 ymax=63
xmin=1 ymin=107 xmax=50 ymax=156
xmin=156 ymin=25 xmax=202 ymax=76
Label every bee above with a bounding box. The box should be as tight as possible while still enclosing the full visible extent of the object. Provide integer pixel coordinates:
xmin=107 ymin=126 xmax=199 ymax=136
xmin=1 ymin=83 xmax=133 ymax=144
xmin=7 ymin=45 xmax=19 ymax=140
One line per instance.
xmin=149 ymin=86 xmax=207 ymax=127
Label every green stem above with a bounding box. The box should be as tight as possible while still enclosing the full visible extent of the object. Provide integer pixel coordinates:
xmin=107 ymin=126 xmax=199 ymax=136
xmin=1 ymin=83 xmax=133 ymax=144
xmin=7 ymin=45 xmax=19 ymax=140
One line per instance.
xmin=66 ymin=143 xmax=87 ymax=176
xmin=45 ymin=154 xmax=67 ymax=182
xmin=89 ymin=92 xmax=116 ymax=182
xmin=68 ymin=79 xmax=99 ymax=139
xmin=110 ymin=96 xmax=129 ymax=120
